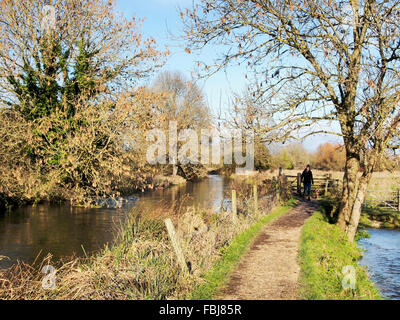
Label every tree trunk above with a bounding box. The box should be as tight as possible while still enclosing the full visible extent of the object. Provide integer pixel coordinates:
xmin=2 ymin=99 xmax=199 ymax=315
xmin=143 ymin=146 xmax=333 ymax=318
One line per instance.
xmin=337 ymin=155 xmax=360 ymax=230
xmin=345 ymin=173 xmax=371 ymax=241
xmin=337 ymin=148 xmax=375 ymax=242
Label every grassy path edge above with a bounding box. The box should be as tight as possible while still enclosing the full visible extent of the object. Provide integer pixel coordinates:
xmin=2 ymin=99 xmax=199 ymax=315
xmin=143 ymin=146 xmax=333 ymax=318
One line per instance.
xmin=190 ymin=199 xmax=297 ymax=300
xmin=298 ymin=210 xmax=382 ymax=300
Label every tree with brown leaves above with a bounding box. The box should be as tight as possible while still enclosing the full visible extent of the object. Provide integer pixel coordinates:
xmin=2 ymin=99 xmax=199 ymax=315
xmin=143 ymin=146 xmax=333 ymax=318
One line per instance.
xmin=0 ymin=0 xmax=168 ymax=205
xmin=314 ymin=143 xmax=346 ymax=171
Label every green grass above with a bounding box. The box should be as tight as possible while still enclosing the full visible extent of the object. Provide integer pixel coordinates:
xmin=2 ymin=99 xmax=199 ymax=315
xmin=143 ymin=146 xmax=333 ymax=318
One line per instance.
xmin=190 ymin=199 xmax=296 ymax=300
xmin=298 ymin=210 xmax=382 ymax=300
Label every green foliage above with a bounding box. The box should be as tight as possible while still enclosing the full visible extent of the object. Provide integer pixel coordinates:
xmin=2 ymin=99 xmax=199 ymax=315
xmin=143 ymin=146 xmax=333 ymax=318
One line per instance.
xmin=254 ymin=140 xmax=271 ymax=170
xmin=355 ymin=229 xmax=370 ymax=241
xmin=299 ymin=211 xmax=382 ymax=300
xmin=8 ymin=40 xmax=64 ymax=120
xmin=271 ymin=143 xmax=310 ymax=170
xmin=7 ymin=35 xmax=103 ymax=165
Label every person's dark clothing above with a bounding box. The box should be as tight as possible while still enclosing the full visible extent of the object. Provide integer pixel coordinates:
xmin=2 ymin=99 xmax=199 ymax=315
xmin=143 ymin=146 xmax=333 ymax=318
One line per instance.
xmin=304 ymin=183 xmax=311 ymax=197
xmin=302 ymin=169 xmax=313 ymax=199
xmin=301 ymin=169 xmax=314 ymax=185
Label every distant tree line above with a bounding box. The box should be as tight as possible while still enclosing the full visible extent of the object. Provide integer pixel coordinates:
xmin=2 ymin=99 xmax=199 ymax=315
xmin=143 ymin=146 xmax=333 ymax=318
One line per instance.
xmin=269 ymin=142 xmax=400 ymax=173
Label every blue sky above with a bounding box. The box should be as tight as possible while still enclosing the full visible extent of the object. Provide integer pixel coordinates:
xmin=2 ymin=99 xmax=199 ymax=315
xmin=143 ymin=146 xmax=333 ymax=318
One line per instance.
xmin=116 ymin=0 xmax=244 ymax=112
xmin=116 ymin=0 xmax=341 ymax=151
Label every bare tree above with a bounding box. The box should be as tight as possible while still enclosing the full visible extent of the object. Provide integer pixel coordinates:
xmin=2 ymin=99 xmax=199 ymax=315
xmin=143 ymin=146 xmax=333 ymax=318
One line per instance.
xmin=182 ymin=0 xmax=400 ymax=240
xmin=152 ymin=71 xmax=211 ymax=176
xmin=153 ymin=72 xmax=210 ymax=130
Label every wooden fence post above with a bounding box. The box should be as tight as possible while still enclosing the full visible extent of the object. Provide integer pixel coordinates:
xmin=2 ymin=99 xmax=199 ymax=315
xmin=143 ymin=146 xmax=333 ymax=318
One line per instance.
xmin=276 ymin=183 xmax=280 ymax=202
xmin=253 ymin=184 xmax=258 ymax=214
xmin=397 ymin=190 xmax=400 ymax=212
xmin=297 ymin=173 xmax=302 ymax=195
xmin=164 ymin=218 xmax=189 ymax=274
xmin=232 ymin=190 xmax=237 ymax=223
xmin=325 ymin=177 xmax=329 ymax=195
xmin=277 ymin=173 xmax=281 ymax=203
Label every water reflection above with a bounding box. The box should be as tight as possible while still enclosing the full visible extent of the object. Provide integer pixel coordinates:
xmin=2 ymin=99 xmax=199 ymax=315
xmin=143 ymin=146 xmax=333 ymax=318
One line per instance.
xmin=0 ymin=175 xmax=231 ymax=268
xmin=0 ymin=205 xmax=126 ymax=269
xmin=138 ymin=175 xmax=231 ymax=212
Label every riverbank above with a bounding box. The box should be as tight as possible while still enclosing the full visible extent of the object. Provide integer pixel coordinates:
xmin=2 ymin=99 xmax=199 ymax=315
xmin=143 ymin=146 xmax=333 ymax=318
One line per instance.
xmin=0 ymin=193 xmax=21 ymax=213
xmin=319 ymin=198 xmax=400 ymax=231
xmin=298 ymin=210 xmax=382 ymax=300
xmin=0 ymin=174 xmax=188 ymax=214
xmin=360 ymin=208 xmax=400 ymax=230
xmin=0 ymin=177 xmax=286 ymax=299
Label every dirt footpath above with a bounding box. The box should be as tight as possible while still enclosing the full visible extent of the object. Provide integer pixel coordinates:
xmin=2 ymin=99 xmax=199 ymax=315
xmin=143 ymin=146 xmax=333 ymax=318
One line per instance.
xmin=218 ymin=200 xmax=319 ymax=300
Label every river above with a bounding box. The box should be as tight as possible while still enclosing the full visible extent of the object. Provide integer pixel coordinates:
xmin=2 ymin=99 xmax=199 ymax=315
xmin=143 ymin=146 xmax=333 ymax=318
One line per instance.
xmin=0 ymin=175 xmax=231 ymax=269
xmin=358 ymin=228 xmax=400 ymax=300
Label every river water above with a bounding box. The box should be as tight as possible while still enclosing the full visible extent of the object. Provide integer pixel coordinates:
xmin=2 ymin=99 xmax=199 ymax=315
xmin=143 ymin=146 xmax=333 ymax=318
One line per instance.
xmin=0 ymin=175 xmax=231 ymax=269
xmin=358 ymin=228 xmax=400 ymax=300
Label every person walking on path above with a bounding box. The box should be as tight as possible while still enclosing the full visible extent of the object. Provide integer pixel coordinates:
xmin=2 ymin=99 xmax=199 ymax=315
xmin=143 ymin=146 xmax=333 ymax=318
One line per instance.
xmin=301 ymin=164 xmax=314 ymax=201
